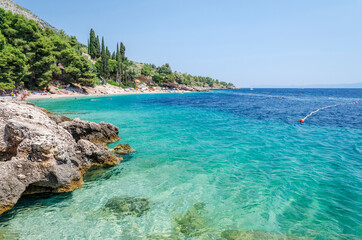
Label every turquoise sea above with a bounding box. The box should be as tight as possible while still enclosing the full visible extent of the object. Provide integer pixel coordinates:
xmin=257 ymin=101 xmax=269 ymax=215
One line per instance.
xmin=1 ymin=89 xmax=361 ymax=239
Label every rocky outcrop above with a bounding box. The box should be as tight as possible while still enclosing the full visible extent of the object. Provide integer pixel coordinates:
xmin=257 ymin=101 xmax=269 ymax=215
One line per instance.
xmin=179 ymin=85 xmax=210 ymax=92
xmin=48 ymin=114 xmax=72 ymax=124
xmin=113 ymin=144 xmax=135 ymax=155
xmin=0 ymin=99 xmax=126 ymax=215
xmin=60 ymin=119 xmax=121 ymax=144
xmin=77 ymin=139 xmax=120 ymax=166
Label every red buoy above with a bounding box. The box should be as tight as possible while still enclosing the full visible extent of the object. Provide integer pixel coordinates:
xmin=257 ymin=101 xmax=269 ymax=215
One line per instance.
xmin=355 ymin=101 xmax=358 ymax=104
xmin=300 ymin=119 xmax=304 ymax=124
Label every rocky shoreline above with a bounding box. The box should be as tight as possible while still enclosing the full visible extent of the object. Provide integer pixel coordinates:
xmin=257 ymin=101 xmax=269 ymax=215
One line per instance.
xmin=0 ymin=99 xmax=131 ymax=215
xmin=1 ymin=84 xmax=225 ymax=101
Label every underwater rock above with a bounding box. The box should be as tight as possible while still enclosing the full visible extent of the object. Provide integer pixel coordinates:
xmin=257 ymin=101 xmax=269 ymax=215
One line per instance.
xmin=0 ymin=226 xmax=19 ymax=239
xmin=112 ymin=144 xmax=135 ymax=155
xmin=0 ymin=99 xmax=123 ymax=215
xmin=173 ymin=202 xmax=208 ymax=238
xmin=221 ymin=229 xmax=309 ymax=240
xmin=104 ymin=196 xmax=150 ymax=217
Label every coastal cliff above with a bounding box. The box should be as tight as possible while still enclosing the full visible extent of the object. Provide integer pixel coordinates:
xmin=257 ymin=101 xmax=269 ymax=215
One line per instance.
xmin=0 ymin=99 xmax=126 ymax=215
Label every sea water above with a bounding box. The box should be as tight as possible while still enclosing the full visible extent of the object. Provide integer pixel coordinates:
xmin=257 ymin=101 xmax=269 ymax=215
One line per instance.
xmin=0 ymin=89 xmax=361 ymax=239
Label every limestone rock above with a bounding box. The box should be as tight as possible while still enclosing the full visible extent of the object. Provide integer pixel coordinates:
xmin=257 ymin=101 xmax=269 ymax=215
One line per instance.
xmin=77 ymin=139 xmax=121 ymax=166
xmin=0 ymin=99 xmax=124 ymax=215
xmin=113 ymin=144 xmax=135 ymax=155
xmin=48 ymin=115 xmax=72 ymax=124
xmin=60 ymin=119 xmax=121 ymax=144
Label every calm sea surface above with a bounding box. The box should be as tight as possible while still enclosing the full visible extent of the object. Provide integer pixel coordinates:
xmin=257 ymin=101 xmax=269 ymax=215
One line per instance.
xmin=1 ymin=88 xmax=361 ymax=239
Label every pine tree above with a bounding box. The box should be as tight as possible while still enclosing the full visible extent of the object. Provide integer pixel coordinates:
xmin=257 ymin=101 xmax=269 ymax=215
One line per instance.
xmin=0 ymin=8 xmax=5 ymax=30
xmin=111 ymin=51 xmax=116 ymax=60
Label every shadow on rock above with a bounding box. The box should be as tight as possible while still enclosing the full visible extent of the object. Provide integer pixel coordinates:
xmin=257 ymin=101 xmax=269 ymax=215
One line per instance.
xmin=83 ymin=165 xmax=115 ymax=182
xmin=0 ymin=192 xmax=72 ymax=224
xmin=120 ymin=153 xmax=135 ymax=162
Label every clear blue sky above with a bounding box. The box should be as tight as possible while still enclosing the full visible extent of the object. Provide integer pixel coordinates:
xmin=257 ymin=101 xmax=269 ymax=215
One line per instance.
xmin=14 ymin=0 xmax=362 ymax=87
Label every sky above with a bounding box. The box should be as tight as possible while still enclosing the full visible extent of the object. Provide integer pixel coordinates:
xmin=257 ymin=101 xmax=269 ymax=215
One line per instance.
xmin=14 ymin=0 xmax=362 ymax=87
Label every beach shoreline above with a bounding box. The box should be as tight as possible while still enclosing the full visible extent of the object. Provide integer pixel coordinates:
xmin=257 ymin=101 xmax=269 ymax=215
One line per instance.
xmin=25 ymin=89 xmax=191 ymax=100
xmin=1 ymin=84 xmax=201 ymax=101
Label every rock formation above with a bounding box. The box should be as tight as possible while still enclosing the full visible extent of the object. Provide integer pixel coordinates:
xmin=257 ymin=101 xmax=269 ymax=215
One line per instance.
xmin=60 ymin=118 xmax=121 ymax=144
xmin=0 ymin=99 xmax=126 ymax=215
xmin=113 ymin=144 xmax=135 ymax=155
xmin=0 ymin=0 xmax=57 ymax=31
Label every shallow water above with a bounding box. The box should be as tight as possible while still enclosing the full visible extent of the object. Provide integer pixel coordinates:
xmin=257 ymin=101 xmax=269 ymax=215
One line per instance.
xmin=1 ymin=89 xmax=361 ymax=239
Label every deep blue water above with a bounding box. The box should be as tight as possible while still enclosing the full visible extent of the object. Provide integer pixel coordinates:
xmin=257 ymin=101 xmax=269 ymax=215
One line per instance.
xmin=150 ymin=88 xmax=362 ymax=128
xmin=0 ymin=88 xmax=361 ymax=239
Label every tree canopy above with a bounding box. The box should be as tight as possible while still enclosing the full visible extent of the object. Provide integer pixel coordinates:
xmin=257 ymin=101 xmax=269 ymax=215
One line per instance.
xmin=0 ymin=9 xmax=97 ymax=90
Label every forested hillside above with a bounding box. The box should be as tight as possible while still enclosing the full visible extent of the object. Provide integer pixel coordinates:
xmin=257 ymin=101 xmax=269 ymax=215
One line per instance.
xmin=87 ymin=29 xmax=235 ymax=89
xmin=0 ymin=8 xmax=96 ymax=90
xmin=0 ymin=7 xmax=235 ymax=91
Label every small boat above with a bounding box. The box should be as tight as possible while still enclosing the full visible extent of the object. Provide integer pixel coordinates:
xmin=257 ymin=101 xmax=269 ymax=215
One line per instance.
xmin=250 ymin=88 xmax=254 ymax=91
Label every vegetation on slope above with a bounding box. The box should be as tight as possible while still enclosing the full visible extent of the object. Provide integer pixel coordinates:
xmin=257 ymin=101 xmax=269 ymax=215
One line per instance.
xmin=0 ymin=7 xmax=235 ymax=91
xmin=0 ymin=8 xmax=97 ymax=90
xmin=88 ymin=29 xmax=235 ymax=89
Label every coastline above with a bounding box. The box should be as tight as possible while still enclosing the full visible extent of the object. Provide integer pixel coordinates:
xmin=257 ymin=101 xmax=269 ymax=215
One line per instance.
xmin=1 ymin=84 xmax=213 ymax=101
xmin=25 ymin=89 xmax=191 ymax=100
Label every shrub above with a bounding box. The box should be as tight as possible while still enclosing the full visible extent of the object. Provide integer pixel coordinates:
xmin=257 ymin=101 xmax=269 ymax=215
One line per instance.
xmin=108 ymin=79 xmax=119 ymax=87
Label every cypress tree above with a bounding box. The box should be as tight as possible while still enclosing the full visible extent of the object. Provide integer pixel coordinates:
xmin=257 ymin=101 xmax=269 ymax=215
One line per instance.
xmin=116 ymin=43 xmax=120 ymax=84
xmin=95 ymin=35 xmax=100 ymax=58
xmin=120 ymin=42 xmax=125 ymax=62
xmin=120 ymin=42 xmax=126 ymax=83
xmin=100 ymin=37 xmax=105 ymax=77
xmin=106 ymin=46 xmax=111 ymax=59
xmin=100 ymin=37 xmax=109 ymax=79
xmin=116 ymin=43 xmax=120 ymax=61
xmin=88 ymin=29 xmax=96 ymax=58
xmin=101 ymin=38 xmax=105 ymax=57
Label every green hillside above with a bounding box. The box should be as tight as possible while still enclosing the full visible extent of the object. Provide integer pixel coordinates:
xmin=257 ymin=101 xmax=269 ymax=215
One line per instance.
xmin=0 ymin=7 xmax=235 ymax=91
